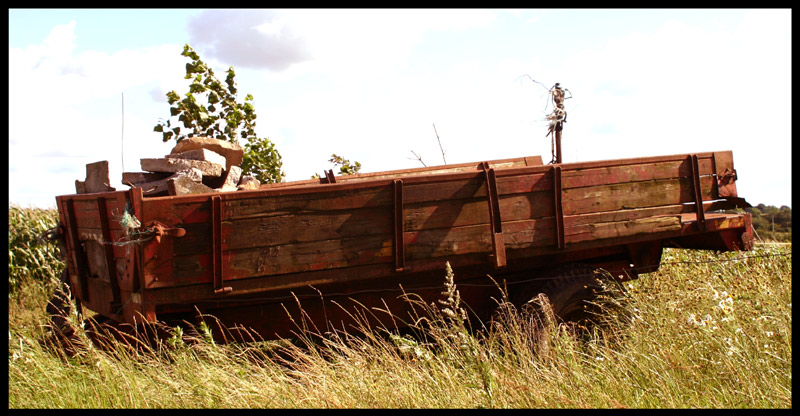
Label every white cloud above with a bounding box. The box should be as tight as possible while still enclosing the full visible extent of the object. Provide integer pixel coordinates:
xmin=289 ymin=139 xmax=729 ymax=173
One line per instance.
xmin=187 ymin=9 xmax=312 ymax=71
xmin=552 ymin=10 xmax=791 ymax=206
xmin=9 ymin=21 xmax=186 ymax=207
xmin=8 ymin=9 xmax=790 ymax=209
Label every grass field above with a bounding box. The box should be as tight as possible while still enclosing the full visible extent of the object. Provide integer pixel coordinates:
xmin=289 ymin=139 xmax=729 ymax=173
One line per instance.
xmin=8 ymin=206 xmax=792 ymax=408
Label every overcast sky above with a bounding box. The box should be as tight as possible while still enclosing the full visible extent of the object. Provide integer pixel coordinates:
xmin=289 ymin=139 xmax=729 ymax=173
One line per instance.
xmin=8 ymin=8 xmax=792 ymax=209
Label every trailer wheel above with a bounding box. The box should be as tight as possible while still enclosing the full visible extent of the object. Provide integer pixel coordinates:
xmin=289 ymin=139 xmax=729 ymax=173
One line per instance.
xmin=520 ymin=264 xmax=605 ymax=328
xmin=45 ymin=268 xmax=82 ymax=336
xmin=42 ymin=268 xmax=86 ymax=356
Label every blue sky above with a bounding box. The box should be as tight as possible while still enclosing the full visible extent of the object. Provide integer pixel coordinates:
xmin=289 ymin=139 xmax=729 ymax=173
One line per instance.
xmin=8 ymin=8 xmax=792 ymax=208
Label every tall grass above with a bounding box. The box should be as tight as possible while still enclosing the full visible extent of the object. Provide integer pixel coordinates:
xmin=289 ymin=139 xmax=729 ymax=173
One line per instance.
xmin=8 ymin=205 xmax=65 ymax=293
xmin=8 ymin=207 xmax=791 ymax=408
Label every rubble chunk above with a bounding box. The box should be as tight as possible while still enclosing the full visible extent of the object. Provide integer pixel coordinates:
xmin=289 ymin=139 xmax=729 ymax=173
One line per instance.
xmin=122 ymin=171 xmax=172 ymax=185
xmin=237 ymin=175 xmax=261 ymax=190
xmin=75 ymin=161 xmax=116 ymax=194
xmin=170 ymin=136 xmax=244 ymax=170
xmin=141 ymin=157 xmax=224 ymax=177
xmin=214 ymin=185 xmax=239 ymax=193
xmin=132 ymin=168 xmax=202 ymax=196
xmin=222 ymin=166 xmax=243 ymax=189
xmin=168 ymin=175 xmax=215 ymax=196
xmin=166 ymin=148 xmax=227 ymax=168
xmin=212 ymin=166 xmax=243 ymax=193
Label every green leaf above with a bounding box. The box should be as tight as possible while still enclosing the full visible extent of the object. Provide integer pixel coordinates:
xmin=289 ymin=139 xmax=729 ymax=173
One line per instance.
xmin=189 ymin=82 xmax=205 ymax=94
xmin=166 ymin=91 xmax=180 ymax=104
xmin=154 ymin=124 xmax=163 ymax=133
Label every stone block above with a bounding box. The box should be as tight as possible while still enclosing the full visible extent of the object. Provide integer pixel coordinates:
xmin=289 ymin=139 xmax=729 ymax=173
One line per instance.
xmin=166 ymin=148 xmax=227 ymax=169
xmin=76 ymin=161 xmax=115 ymax=193
xmin=122 ymin=171 xmax=172 ymax=185
xmin=222 ymin=166 xmax=243 ymax=189
xmin=141 ymin=157 xmax=223 ymax=177
xmin=132 ymin=169 xmax=202 ymax=197
xmin=168 ymin=175 xmax=215 ymax=196
xmin=170 ymin=136 xmax=244 ymax=170
xmin=237 ymin=175 xmax=261 ymax=190
xmin=214 ymin=185 xmax=239 ymax=193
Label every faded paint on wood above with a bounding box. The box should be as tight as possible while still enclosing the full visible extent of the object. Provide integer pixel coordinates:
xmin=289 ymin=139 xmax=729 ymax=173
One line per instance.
xmin=562 ymin=176 xmax=714 ymax=215
xmin=135 ymin=154 xmax=729 ymax=290
xmin=68 ymin=198 xmax=124 ymax=230
xmin=559 ymin=158 xmax=713 ymax=189
xmin=223 ymin=186 xmax=393 ymax=220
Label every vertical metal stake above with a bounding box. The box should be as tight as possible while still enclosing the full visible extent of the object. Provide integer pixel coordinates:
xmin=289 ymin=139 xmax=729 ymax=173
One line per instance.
xmin=553 ymin=166 xmax=565 ymax=249
xmin=392 ymin=179 xmax=405 ymax=272
xmin=481 ymin=162 xmax=507 ymax=268
xmin=689 ymin=154 xmax=706 ymax=232
xmin=211 ymin=195 xmax=231 ymax=294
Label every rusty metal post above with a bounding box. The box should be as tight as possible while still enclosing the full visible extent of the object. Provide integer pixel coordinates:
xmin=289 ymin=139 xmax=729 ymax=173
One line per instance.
xmin=392 ymin=179 xmax=405 ymax=272
xmin=555 ymin=125 xmax=563 ymax=164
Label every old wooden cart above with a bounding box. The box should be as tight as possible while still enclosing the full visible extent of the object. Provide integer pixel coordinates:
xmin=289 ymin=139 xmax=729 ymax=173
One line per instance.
xmin=52 ymin=150 xmax=753 ymax=340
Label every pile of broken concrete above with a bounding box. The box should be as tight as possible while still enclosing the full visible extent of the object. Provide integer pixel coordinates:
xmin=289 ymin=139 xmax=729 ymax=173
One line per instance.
xmin=122 ymin=137 xmax=261 ymax=197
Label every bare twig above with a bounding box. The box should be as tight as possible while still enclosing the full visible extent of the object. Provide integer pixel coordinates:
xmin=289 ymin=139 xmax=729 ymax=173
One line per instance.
xmin=516 ymin=74 xmax=549 ymax=91
xmin=517 ymin=74 xmax=553 ymax=112
xmin=408 ymin=150 xmax=427 ymax=167
xmin=432 ymin=123 xmax=446 ymax=165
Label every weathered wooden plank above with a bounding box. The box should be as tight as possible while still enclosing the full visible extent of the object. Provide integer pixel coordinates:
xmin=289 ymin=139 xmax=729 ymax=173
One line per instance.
xmin=75 ymin=227 xmax=135 ymax=259
xmin=404 ymin=223 xmax=493 ymax=259
xmin=404 ymin=176 xmax=485 ymax=204
xmin=224 ymin=207 xmax=393 ymax=251
xmin=404 ymin=192 xmax=554 ymax=231
xmin=567 ymin=215 xmax=683 ymax=244
xmin=321 ymin=156 xmax=540 ymax=184
xmin=225 ymin=233 xmax=394 ymax=279
xmin=141 ymin=199 xmax=210 ymax=226
xmin=559 ymin=158 xmax=713 ymax=189
xmin=564 ymin=204 xmax=688 ymax=227
xmin=334 ymin=158 xmax=534 ymax=182
xmin=224 ymin=186 xmax=393 ymax=220
xmin=562 ymin=176 xmax=714 ymax=216
xmin=69 ymin=198 xmax=124 ymax=230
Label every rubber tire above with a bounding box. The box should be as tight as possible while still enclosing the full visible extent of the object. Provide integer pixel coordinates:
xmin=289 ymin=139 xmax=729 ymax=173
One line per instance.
xmin=519 ymin=263 xmax=603 ymax=327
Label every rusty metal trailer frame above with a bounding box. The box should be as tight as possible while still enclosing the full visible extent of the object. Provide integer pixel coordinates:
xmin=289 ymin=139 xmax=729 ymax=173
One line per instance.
xmin=54 ymin=151 xmax=753 ymax=340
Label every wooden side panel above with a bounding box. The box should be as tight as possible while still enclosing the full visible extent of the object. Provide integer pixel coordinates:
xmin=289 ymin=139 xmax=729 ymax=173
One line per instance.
xmin=55 ymin=191 xmax=139 ymax=318
xmin=138 ymin=152 xmax=726 ymax=290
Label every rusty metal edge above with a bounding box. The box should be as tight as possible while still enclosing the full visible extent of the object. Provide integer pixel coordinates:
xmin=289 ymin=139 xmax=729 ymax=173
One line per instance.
xmin=689 ymin=154 xmax=707 ymax=232
xmin=393 ymin=179 xmax=405 ymax=272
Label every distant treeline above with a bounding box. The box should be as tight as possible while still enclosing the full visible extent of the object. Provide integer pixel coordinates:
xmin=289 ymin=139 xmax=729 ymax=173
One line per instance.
xmin=746 ymin=203 xmax=791 ymax=242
